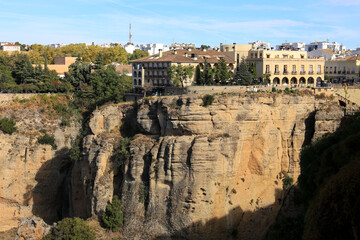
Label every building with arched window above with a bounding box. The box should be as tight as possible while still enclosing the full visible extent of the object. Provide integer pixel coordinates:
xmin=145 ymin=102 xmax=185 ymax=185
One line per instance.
xmin=130 ymin=49 xmax=235 ymax=89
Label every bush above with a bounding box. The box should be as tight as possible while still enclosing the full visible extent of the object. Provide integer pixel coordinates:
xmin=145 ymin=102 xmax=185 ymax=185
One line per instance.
xmin=43 ymin=217 xmax=96 ymax=240
xmin=202 ymin=94 xmax=214 ymax=107
xmin=282 ymin=176 xmax=293 ymax=189
xmin=38 ymin=133 xmax=57 ymax=149
xmin=0 ymin=117 xmax=17 ymax=135
xmin=284 ymin=87 xmax=291 ymax=94
xmin=112 ymin=137 xmax=131 ymax=167
xmin=102 ymin=195 xmax=123 ymax=232
xmin=272 ymin=87 xmax=276 ymax=92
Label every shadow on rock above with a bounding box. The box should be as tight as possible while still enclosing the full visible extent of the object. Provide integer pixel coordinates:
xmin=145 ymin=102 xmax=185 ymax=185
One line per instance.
xmin=30 ymin=147 xmax=72 ymax=224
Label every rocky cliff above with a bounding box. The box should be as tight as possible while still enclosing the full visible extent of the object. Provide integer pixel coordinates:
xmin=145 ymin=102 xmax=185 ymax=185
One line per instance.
xmin=72 ymin=92 xmax=343 ymax=240
xmin=0 ymin=95 xmax=79 ymax=232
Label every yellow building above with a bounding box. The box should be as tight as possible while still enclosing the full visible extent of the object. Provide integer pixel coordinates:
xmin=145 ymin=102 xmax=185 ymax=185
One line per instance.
xmin=247 ymin=49 xmax=324 ymax=86
xmin=220 ymin=43 xmax=252 ymax=67
xmin=33 ymin=57 xmax=78 ymax=77
xmin=325 ymin=55 xmax=360 ymax=83
xmin=130 ymin=49 xmax=235 ymax=89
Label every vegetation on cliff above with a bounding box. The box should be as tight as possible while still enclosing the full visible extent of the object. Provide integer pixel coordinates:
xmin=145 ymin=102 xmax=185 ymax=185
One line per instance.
xmin=43 ymin=217 xmax=96 ymax=240
xmin=101 ymin=196 xmax=124 ymax=232
xmin=0 ymin=117 xmax=17 ymax=134
xmin=267 ymin=113 xmax=360 ymax=240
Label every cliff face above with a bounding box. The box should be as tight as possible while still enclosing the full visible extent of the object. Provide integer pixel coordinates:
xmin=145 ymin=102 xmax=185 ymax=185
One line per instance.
xmin=73 ymin=93 xmax=343 ymax=240
xmin=0 ymin=96 xmax=79 ymax=232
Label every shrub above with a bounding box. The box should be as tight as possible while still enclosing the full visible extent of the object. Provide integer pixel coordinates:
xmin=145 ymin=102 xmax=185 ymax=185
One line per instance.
xmin=284 ymin=87 xmax=291 ymax=94
xmin=43 ymin=217 xmax=96 ymax=240
xmin=202 ymin=94 xmax=214 ymax=107
xmin=112 ymin=137 xmax=131 ymax=167
xmin=38 ymin=133 xmax=57 ymax=149
xmin=272 ymin=87 xmax=277 ymax=92
xmin=0 ymin=117 xmax=17 ymax=135
xmin=283 ymin=176 xmax=293 ymax=189
xmin=102 ymin=195 xmax=123 ymax=232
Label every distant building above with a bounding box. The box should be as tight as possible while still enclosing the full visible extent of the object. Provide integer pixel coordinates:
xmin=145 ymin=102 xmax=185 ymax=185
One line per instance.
xmin=111 ymin=63 xmax=132 ymax=76
xmin=0 ymin=43 xmax=20 ymax=52
xmin=130 ymin=49 xmax=235 ymax=89
xmin=250 ymin=40 xmax=271 ymax=50
xmin=308 ymin=49 xmax=338 ymax=60
xmin=48 ymin=43 xmax=66 ymax=48
xmin=276 ymin=42 xmax=305 ymax=51
xmin=139 ymin=43 xmax=170 ymax=55
xmin=170 ymin=43 xmax=196 ymax=49
xmin=325 ymin=54 xmax=360 ymax=83
xmin=305 ymin=41 xmax=346 ymax=54
xmin=33 ymin=57 xmax=78 ymax=78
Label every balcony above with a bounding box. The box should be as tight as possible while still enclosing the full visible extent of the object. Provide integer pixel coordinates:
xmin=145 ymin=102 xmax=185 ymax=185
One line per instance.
xmin=283 ymin=71 xmax=289 ymax=75
xmin=338 ymin=71 xmax=342 ymax=74
xmin=308 ymin=71 xmax=314 ymax=74
xmin=325 ymin=71 xmax=328 ymax=74
xmin=300 ymin=71 xmax=306 ymax=75
xmin=317 ymin=72 xmax=322 ymax=74
xmin=292 ymin=71 xmax=297 ymax=75
xmin=274 ymin=71 xmax=280 ymax=75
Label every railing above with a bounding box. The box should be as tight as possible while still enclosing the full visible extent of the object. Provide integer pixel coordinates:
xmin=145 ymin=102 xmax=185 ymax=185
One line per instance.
xmin=308 ymin=71 xmax=314 ymax=74
xmin=300 ymin=71 xmax=306 ymax=75
xmin=274 ymin=71 xmax=280 ymax=75
xmin=283 ymin=71 xmax=288 ymax=75
xmin=292 ymin=71 xmax=297 ymax=74
xmin=317 ymin=72 xmax=322 ymax=74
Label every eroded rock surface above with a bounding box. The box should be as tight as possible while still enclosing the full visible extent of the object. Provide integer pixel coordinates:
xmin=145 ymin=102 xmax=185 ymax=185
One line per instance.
xmin=73 ymin=93 xmax=343 ymax=240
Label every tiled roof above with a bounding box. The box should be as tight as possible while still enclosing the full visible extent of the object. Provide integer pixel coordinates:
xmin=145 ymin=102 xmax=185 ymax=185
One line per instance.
xmin=130 ymin=49 xmax=235 ymax=64
xmin=1 ymin=43 xmax=20 ymax=47
xmin=333 ymin=54 xmax=360 ymax=61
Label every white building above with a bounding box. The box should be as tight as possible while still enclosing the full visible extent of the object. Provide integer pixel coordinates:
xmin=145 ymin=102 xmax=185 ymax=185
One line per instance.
xmin=48 ymin=43 xmax=66 ymax=48
xmin=307 ymin=49 xmax=338 ymax=60
xmin=170 ymin=43 xmax=195 ymax=49
xmin=305 ymin=41 xmax=346 ymax=54
xmin=250 ymin=40 xmax=271 ymax=50
xmin=139 ymin=43 xmax=170 ymax=55
xmin=276 ymin=42 xmax=306 ymax=51
xmin=0 ymin=43 xmax=20 ymax=52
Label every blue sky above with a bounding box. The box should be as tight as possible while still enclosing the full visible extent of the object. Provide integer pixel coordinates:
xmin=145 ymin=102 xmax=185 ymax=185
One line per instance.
xmin=0 ymin=0 xmax=359 ymax=49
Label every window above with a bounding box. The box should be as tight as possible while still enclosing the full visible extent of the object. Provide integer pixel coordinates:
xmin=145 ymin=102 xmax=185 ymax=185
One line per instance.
xmin=275 ymin=65 xmax=279 ymax=73
xmin=266 ymin=65 xmax=270 ymax=73
xmin=334 ymin=67 xmax=337 ymax=73
xmin=260 ymin=53 xmax=262 ymax=58
xmin=266 ymin=54 xmax=270 ymax=58
xmin=138 ymin=71 xmax=142 ymax=77
xmin=326 ymin=67 xmax=328 ymax=73
xmin=301 ymin=55 xmax=304 ymax=59
xmin=317 ymin=65 xmax=321 ymax=73
xmin=133 ymin=79 xmax=137 ymax=85
xmin=133 ymin=72 xmax=137 ymax=77
xmin=284 ymin=65 xmax=288 ymax=73
xmin=330 ymin=67 xmax=332 ymax=73
xmin=292 ymin=65 xmax=296 ymax=73
xmin=301 ymin=65 xmax=305 ymax=73
xmin=283 ymin=55 xmax=288 ymax=59
xmin=309 ymin=65 xmax=313 ymax=73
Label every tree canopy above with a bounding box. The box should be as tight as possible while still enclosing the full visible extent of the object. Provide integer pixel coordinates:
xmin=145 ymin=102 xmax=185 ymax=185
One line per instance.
xmin=168 ymin=64 xmax=194 ymax=88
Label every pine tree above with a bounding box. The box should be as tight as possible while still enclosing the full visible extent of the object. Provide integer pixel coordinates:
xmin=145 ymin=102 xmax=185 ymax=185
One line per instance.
xmin=214 ymin=58 xmax=232 ymax=85
xmin=233 ymin=58 xmax=252 ymax=85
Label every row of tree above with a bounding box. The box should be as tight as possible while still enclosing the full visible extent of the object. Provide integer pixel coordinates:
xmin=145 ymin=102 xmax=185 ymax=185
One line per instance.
xmin=7 ymin=43 xmax=149 ymax=65
xmin=167 ymin=58 xmax=260 ymax=87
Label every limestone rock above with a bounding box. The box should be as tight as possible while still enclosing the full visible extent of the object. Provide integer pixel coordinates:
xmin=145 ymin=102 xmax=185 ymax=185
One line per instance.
xmin=15 ymin=216 xmax=50 ymax=240
xmin=73 ymin=93 xmax=344 ymax=240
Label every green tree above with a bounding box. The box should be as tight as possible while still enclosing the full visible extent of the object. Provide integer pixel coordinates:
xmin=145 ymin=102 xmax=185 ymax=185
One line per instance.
xmin=12 ymin=54 xmax=34 ymax=84
xmin=43 ymin=217 xmax=96 ymax=240
xmin=195 ymin=65 xmax=202 ymax=85
xmin=233 ymin=58 xmax=252 ymax=85
xmin=168 ymin=64 xmax=194 ymax=88
xmin=128 ymin=49 xmax=149 ymax=61
xmin=102 ymin=195 xmax=124 ymax=232
xmin=214 ymin=57 xmax=232 ymax=85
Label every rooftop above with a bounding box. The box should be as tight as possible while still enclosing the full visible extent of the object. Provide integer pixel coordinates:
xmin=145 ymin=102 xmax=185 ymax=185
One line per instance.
xmin=130 ymin=49 xmax=235 ymax=64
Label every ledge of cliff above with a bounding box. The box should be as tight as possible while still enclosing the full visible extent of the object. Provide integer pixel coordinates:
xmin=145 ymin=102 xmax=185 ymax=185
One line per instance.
xmin=71 ymin=92 xmax=343 ymax=240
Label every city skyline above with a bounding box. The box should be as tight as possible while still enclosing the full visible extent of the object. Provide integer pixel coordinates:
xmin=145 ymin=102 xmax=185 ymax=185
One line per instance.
xmin=0 ymin=0 xmax=360 ymax=49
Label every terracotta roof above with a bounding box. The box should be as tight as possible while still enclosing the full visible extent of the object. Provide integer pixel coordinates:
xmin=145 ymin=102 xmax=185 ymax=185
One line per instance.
xmin=333 ymin=54 xmax=360 ymax=61
xmin=319 ymin=49 xmax=336 ymax=55
xmin=1 ymin=43 xmax=20 ymax=47
xmin=130 ymin=49 xmax=235 ymax=64
xmin=114 ymin=64 xmax=132 ymax=73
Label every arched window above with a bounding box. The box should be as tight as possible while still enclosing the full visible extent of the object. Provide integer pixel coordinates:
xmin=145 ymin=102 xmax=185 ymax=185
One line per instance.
xmin=133 ymin=71 xmax=137 ymax=77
